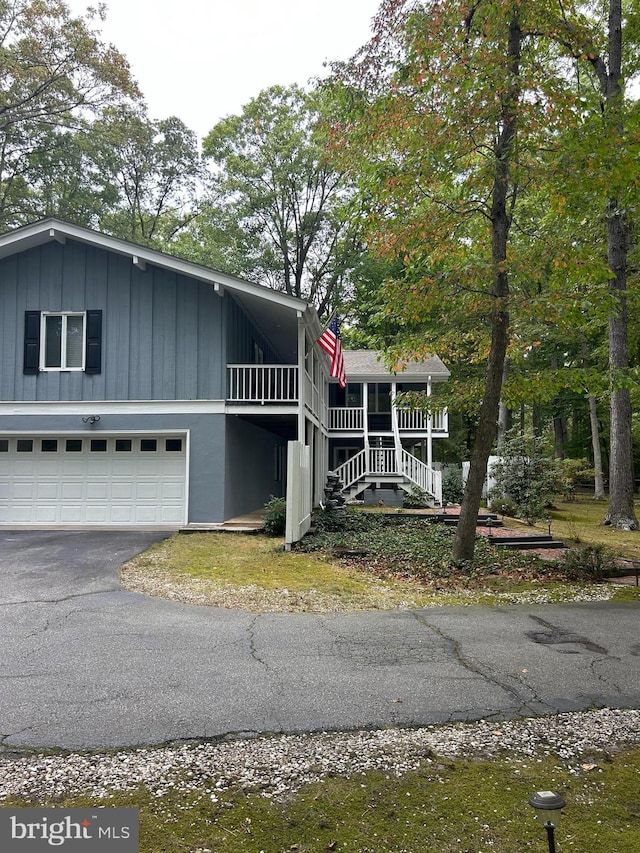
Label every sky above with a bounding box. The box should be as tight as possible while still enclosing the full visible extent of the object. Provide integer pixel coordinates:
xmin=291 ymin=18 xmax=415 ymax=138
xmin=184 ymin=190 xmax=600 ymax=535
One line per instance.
xmin=67 ymin=0 xmax=381 ymax=141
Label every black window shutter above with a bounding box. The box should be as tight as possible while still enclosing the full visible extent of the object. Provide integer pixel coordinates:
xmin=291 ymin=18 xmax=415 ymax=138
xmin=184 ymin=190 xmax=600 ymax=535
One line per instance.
xmin=85 ymin=310 xmax=102 ymax=374
xmin=23 ymin=311 xmax=41 ymax=374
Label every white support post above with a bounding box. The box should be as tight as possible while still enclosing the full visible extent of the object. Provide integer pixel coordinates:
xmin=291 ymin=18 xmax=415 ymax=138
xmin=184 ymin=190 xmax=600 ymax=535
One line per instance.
xmin=297 ymin=317 xmax=306 ymax=442
xmin=427 ymin=375 xmax=433 ymax=471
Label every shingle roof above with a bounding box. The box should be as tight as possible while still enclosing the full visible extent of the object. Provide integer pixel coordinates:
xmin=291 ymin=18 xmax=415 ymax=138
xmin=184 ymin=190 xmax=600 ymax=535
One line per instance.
xmin=342 ymin=350 xmax=450 ymax=381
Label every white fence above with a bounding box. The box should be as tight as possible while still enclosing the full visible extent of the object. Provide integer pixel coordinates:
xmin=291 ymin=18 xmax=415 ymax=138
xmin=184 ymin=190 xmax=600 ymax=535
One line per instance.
xmin=285 ymin=441 xmax=312 ymax=548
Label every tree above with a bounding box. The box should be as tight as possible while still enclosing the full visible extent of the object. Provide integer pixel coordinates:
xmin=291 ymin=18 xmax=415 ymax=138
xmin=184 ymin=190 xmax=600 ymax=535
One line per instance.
xmin=195 ymin=84 xmax=362 ymax=315
xmin=0 ymin=0 xmax=137 ymax=229
xmin=91 ymin=105 xmax=203 ymax=246
xmin=332 ymin=0 xmax=640 ymax=558
xmin=539 ymin=0 xmax=639 ymax=527
xmin=332 ymin=1 xmax=570 ymax=562
xmin=590 ymin=0 xmax=638 ymax=528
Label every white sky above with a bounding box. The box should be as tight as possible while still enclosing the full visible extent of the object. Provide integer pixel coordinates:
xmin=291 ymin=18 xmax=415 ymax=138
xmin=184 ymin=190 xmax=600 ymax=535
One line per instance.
xmin=68 ymin=0 xmax=380 ymax=141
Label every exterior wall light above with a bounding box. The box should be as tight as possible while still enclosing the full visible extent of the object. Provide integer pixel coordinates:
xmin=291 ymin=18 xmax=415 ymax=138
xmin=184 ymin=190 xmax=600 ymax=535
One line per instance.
xmin=81 ymin=415 xmax=100 ymax=424
xmin=529 ymin=790 xmax=566 ymax=853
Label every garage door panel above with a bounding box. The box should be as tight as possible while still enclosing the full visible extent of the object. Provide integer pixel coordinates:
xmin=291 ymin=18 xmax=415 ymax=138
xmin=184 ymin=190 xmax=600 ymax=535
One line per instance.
xmin=35 ymin=506 xmax=58 ymax=523
xmin=61 ymin=482 xmax=84 ymax=499
xmin=111 ymin=482 xmax=134 ymax=499
xmin=86 ymin=482 xmax=109 ymax=500
xmin=13 ymin=482 xmax=36 ymax=500
xmin=36 ymin=483 xmax=60 ymax=500
xmin=85 ymin=507 xmax=109 ymax=523
xmin=0 ymin=435 xmax=186 ymax=526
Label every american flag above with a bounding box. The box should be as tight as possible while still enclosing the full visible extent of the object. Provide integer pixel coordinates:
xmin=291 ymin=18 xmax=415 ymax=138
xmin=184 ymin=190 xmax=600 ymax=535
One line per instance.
xmin=317 ymin=315 xmax=346 ymax=388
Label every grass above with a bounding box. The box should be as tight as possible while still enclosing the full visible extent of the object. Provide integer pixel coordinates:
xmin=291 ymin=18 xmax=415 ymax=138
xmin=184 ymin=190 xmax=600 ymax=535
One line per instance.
xmin=514 ymin=496 xmax=640 ymax=561
xmin=5 ymin=746 xmax=640 ymax=852
xmin=122 ymin=501 xmax=640 ymax=611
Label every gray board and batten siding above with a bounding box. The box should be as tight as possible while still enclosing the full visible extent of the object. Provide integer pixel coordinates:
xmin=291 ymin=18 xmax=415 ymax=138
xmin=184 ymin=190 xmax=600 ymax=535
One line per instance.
xmin=0 ymin=233 xmax=294 ymax=523
xmin=1 ymin=239 xmax=226 ymax=402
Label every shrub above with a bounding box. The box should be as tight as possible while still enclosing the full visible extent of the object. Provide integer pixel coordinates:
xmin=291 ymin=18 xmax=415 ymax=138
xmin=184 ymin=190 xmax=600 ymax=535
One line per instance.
xmin=559 ymin=543 xmax=619 ymax=580
xmin=442 ymin=470 xmax=464 ymax=504
xmin=488 ymin=431 xmax=561 ymax=524
xmin=488 ymin=497 xmax=518 ymax=517
xmin=263 ymin=496 xmax=286 ymax=536
xmin=403 ymin=485 xmax=430 ymax=508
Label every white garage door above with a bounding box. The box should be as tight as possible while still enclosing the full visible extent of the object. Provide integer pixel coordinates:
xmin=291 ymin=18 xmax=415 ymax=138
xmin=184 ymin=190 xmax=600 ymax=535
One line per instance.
xmin=0 ymin=434 xmax=187 ymax=526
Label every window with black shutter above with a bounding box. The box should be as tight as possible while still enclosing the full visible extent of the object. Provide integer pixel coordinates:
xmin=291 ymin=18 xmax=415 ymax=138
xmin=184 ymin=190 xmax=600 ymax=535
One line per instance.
xmin=23 ymin=310 xmax=102 ymax=374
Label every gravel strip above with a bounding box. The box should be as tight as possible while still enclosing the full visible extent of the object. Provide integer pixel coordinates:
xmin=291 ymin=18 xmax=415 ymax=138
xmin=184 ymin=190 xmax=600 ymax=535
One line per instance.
xmin=121 ymin=566 xmax=619 ymax=612
xmin=2 ymin=708 xmax=639 ymax=802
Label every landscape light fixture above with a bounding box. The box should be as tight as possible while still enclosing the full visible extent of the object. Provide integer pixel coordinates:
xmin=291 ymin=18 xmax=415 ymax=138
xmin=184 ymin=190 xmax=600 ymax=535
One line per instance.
xmin=546 ymin=517 xmax=552 ymax=536
xmin=528 ymin=790 xmax=566 ymax=853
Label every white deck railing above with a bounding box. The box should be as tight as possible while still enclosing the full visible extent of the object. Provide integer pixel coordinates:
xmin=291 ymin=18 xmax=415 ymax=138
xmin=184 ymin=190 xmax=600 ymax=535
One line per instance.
xmin=396 ymin=408 xmax=448 ymax=432
xmin=329 ymin=407 xmax=365 ymax=430
xmin=227 ymin=365 xmax=298 ymax=404
xmin=329 ymin=406 xmax=447 ymax=433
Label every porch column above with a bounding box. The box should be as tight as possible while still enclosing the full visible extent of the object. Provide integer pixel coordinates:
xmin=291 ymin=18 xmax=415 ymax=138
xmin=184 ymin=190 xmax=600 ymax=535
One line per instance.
xmin=427 ymin=375 xmax=433 ymax=470
xmin=297 ymin=313 xmax=306 ymax=441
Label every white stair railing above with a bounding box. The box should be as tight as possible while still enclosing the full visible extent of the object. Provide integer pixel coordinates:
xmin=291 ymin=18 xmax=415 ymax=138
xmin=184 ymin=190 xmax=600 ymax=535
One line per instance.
xmin=334 ymin=450 xmax=367 ymax=491
xmin=400 ymin=450 xmax=442 ymax=505
xmin=334 ymin=447 xmax=442 ymax=504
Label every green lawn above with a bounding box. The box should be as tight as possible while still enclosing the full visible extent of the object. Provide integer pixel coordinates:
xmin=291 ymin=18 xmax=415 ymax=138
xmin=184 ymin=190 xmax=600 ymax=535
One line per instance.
xmin=121 ymin=502 xmax=640 ymax=611
xmin=518 ymin=496 xmax=640 ymax=561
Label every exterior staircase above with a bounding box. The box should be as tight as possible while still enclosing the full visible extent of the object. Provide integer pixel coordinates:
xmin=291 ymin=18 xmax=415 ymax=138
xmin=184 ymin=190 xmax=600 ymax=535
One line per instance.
xmin=334 ymin=437 xmax=443 ymax=506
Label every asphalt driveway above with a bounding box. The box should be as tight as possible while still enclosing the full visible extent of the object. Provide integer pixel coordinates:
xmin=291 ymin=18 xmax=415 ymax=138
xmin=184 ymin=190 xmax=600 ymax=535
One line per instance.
xmin=1 ymin=530 xmax=639 ymax=751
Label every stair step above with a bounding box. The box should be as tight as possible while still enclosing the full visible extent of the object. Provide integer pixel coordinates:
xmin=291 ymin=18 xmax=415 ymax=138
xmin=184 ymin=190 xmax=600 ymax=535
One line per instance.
xmin=428 ymin=513 xmax=503 ymax=528
xmin=490 ymin=538 xmax=566 ymax=550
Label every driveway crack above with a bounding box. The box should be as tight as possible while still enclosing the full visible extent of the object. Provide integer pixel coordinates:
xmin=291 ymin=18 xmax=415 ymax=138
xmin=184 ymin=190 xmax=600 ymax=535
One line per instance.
xmin=411 ymin=611 xmax=550 ymax=714
xmin=247 ymin=618 xmax=268 ymax=671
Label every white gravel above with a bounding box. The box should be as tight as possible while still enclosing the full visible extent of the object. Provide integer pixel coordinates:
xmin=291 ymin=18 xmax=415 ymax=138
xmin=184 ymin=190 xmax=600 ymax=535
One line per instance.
xmin=1 ymin=708 xmax=639 ymax=802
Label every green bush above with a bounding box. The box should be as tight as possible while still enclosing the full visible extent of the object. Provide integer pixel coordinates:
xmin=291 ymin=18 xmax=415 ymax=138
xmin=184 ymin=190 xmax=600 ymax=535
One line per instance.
xmin=559 ymin=543 xmax=619 ymax=580
xmin=488 ymin=497 xmax=518 ymax=517
xmin=488 ymin=431 xmax=561 ymax=524
xmin=263 ymin=496 xmax=286 ymax=536
xmin=442 ymin=470 xmax=464 ymax=504
xmin=403 ymin=485 xmax=430 ymax=508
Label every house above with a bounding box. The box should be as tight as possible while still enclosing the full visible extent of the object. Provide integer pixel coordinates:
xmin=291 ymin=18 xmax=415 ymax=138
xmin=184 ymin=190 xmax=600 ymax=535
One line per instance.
xmin=0 ymin=219 xmax=448 ymax=531
xmin=328 ymin=350 xmax=449 ymax=506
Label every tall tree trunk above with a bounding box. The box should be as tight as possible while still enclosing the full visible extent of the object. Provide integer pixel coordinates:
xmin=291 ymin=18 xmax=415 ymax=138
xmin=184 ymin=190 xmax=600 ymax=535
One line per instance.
xmin=600 ymin=0 xmax=638 ymax=528
xmin=553 ymin=414 xmax=567 ymax=459
xmin=588 ymin=394 xmax=606 ymax=500
xmin=497 ymin=357 xmax=511 ymax=450
xmin=453 ymin=9 xmax=520 ymax=563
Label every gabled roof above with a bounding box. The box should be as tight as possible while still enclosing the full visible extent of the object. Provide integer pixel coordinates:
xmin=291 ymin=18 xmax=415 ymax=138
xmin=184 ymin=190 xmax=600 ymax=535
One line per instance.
xmin=342 ymin=350 xmax=449 ymax=382
xmin=0 ymin=219 xmax=321 ymax=359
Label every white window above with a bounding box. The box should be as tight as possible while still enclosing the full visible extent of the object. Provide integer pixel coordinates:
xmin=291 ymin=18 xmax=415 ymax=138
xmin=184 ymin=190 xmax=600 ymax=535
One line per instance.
xmin=41 ymin=313 xmax=85 ymax=370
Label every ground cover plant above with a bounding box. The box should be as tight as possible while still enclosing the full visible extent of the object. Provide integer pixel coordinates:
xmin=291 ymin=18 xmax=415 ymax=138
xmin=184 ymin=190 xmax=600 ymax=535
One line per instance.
xmin=121 ymin=504 xmax=640 ymax=611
